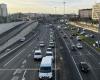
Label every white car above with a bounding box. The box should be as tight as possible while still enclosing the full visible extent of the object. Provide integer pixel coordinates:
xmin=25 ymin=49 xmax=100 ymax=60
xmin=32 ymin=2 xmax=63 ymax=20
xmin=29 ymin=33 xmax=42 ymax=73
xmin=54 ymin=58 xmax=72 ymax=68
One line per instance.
xmin=80 ymin=31 xmax=85 ymax=35
xmin=49 ymin=41 xmax=55 ymax=48
xmin=85 ymin=34 xmax=90 ymax=38
xmin=76 ymin=36 xmax=81 ymax=41
xmin=39 ymin=41 xmax=45 ymax=47
xmin=20 ymin=37 xmax=25 ymax=42
xmin=47 ymin=48 xmax=52 ymax=52
xmin=76 ymin=43 xmax=83 ymax=49
xmin=33 ymin=49 xmax=42 ymax=60
xmin=46 ymin=51 xmax=54 ymax=60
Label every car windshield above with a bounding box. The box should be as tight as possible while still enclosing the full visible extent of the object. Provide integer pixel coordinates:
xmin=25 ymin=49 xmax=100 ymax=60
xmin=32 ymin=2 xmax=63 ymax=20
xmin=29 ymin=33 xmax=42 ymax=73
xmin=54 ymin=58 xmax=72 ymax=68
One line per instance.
xmin=35 ymin=53 xmax=41 ymax=55
xmin=82 ymin=63 xmax=88 ymax=68
xmin=46 ymin=54 xmax=52 ymax=56
xmin=40 ymin=67 xmax=51 ymax=73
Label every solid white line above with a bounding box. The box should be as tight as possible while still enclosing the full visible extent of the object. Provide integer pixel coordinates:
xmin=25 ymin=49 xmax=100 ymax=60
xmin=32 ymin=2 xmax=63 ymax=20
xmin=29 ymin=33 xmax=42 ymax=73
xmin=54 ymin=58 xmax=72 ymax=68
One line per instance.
xmin=63 ymin=29 xmax=82 ymax=56
xmin=59 ymin=29 xmax=83 ymax=80
xmin=63 ymin=38 xmax=71 ymax=53
xmin=3 ymin=49 xmax=25 ymax=67
xmin=61 ymin=30 xmax=71 ymax=53
xmin=84 ymin=41 xmax=100 ymax=55
xmin=0 ymin=68 xmax=39 ymax=70
xmin=72 ymin=56 xmax=83 ymax=80
xmin=0 ymin=32 xmax=38 ymax=59
xmin=55 ymin=40 xmax=57 ymax=80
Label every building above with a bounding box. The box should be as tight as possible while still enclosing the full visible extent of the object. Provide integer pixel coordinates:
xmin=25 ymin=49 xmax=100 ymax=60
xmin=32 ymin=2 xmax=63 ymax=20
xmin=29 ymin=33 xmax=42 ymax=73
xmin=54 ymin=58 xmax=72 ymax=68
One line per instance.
xmin=79 ymin=9 xmax=92 ymax=19
xmin=0 ymin=3 xmax=8 ymax=17
xmin=92 ymin=3 xmax=100 ymax=20
xmin=66 ymin=14 xmax=78 ymax=19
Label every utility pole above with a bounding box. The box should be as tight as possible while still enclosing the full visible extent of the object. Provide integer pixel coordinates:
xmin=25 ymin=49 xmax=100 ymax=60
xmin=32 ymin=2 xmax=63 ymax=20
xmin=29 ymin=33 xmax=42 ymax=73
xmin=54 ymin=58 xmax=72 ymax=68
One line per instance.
xmin=63 ymin=1 xmax=66 ymax=23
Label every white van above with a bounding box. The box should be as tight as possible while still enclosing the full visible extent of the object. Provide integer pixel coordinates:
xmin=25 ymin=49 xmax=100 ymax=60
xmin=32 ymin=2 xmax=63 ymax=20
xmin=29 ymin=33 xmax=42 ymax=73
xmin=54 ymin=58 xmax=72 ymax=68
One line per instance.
xmin=39 ymin=57 xmax=53 ymax=80
xmin=34 ymin=49 xmax=42 ymax=60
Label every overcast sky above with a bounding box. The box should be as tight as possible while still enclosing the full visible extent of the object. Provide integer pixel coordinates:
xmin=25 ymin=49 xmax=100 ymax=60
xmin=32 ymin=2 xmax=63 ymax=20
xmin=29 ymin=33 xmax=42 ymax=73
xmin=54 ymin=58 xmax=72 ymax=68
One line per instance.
xmin=0 ymin=0 xmax=100 ymax=14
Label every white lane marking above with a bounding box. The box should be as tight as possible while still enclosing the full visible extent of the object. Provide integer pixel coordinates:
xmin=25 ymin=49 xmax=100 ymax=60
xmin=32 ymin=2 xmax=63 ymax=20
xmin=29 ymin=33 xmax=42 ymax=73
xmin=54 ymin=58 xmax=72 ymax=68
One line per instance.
xmin=13 ymin=69 xmax=22 ymax=75
xmin=72 ymin=56 xmax=83 ymax=80
xmin=60 ymin=30 xmax=71 ymax=53
xmin=60 ymin=57 xmax=63 ymax=61
xmin=55 ymin=42 xmax=57 ymax=80
xmin=63 ymin=29 xmax=82 ymax=56
xmin=84 ymin=41 xmax=100 ymax=55
xmin=0 ymin=32 xmax=38 ymax=59
xmin=63 ymin=39 xmax=71 ymax=53
xmin=0 ymin=68 xmax=39 ymax=71
xmin=21 ymin=65 xmax=25 ymax=68
xmin=32 ymin=49 xmax=34 ymax=52
xmin=22 ymin=70 xmax=27 ymax=80
xmin=22 ymin=60 xmax=27 ymax=64
xmin=11 ymin=76 xmax=19 ymax=80
xmin=58 ymin=29 xmax=83 ymax=80
xmin=3 ymin=49 xmax=25 ymax=67
xmin=27 ymin=54 xmax=31 ymax=57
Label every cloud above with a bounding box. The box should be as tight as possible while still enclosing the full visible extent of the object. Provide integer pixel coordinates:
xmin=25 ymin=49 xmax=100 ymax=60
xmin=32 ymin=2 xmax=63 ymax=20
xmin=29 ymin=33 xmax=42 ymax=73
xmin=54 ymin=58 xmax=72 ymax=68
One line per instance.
xmin=1 ymin=0 xmax=100 ymax=14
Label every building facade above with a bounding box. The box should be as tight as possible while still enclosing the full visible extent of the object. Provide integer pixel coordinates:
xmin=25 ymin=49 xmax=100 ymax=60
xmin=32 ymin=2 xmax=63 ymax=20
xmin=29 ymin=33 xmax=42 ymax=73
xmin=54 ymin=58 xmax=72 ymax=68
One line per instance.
xmin=92 ymin=3 xmax=100 ymax=20
xmin=0 ymin=3 xmax=8 ymax=17
xmin=79 ymin=9 xmax=92 ymax=19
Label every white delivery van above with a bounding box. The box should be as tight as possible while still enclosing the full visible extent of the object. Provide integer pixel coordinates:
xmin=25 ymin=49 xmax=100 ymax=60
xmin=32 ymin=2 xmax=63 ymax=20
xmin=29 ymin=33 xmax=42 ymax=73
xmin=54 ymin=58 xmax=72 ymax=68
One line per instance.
xmin=39 ymin=56 xmax=53 ymax=80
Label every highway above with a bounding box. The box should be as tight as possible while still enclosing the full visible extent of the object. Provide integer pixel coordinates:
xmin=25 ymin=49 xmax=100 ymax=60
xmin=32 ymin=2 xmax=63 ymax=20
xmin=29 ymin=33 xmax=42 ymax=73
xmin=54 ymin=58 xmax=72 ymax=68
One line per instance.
xmin=0 ymin=21 xmax=33 ymax=45
xmin=0 ymin=21 xmax=99 ymax=80
xmin=60 ymin=24 xmax=100 ymax=80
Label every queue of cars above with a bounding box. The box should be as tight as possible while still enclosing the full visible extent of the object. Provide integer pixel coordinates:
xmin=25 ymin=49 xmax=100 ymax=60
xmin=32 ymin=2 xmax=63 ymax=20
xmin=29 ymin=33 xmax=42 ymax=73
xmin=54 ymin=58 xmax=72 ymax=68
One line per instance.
xmin=32 ymin=27 xmax=55 ymax=80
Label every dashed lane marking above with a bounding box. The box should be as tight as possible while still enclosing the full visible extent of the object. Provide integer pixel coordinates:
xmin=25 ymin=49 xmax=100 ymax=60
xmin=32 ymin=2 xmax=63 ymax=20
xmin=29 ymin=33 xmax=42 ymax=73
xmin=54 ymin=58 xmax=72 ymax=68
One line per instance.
xmin=22 ymin=60 xmax=27 ymax=64
xmin=28 ymin=54 xmax=31 ymax=57
xmin=21 ymin=70 xmax=27 ymax=80
xmin=21 ymin=65 xmax=25 ymax=68
xmin=11 ymin=76 xmax=19 ymax=80
xmin=3 ymin=49 xmax=25 ymax=67
xmin=13 ymin=69 xmax=23 ymax=75
xmin=60 ymin=57 xmax=63 ymax=61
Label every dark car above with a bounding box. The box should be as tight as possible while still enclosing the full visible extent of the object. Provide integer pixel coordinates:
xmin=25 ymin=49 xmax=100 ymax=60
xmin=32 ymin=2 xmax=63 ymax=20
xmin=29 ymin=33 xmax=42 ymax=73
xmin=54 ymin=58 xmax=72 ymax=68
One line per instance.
xmin=90 ymin=34 xmax=95 ymax=38
xmin=63 ymin=34 xmax=67 ymax=38
xmin=71 ymin=45 xmax=76 ymax=51
xmin=70 ymin=35 xmax=73 ymax=39
xmin=79 ymin=62 xmax=90 ymax=73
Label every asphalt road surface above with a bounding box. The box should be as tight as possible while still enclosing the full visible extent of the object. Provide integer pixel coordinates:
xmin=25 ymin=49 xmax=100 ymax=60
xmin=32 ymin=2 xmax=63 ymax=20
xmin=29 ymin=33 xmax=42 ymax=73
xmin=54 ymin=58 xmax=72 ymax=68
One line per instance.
xmin=0 ymin=22 xmax=99 ymax=80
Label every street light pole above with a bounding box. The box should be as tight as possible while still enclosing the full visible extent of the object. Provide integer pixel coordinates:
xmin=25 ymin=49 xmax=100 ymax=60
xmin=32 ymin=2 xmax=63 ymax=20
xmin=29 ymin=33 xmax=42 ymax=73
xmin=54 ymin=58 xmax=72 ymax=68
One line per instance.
xmin=63 ymin=1 xmax=66 ymax=23
xmin=96 ymin=12 xmax=100 ymax=47
xmin=98 ymin=17 xmax=100 ymax=47
xmin=54 ymin=7 xmax=56 ymax=14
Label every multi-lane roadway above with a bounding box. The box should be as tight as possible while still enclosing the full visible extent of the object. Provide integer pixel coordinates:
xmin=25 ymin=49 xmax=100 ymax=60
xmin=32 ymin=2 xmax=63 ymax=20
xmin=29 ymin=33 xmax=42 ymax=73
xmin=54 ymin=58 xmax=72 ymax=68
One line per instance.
xmin=0 ymin=21 xmax=99 ymax=80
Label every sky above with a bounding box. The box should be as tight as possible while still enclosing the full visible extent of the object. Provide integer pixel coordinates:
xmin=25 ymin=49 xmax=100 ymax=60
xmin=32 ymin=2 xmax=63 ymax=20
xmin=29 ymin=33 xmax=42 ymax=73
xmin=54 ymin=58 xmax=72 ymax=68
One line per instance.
xmin=0 ymin=0 xmax=100 ymax=14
